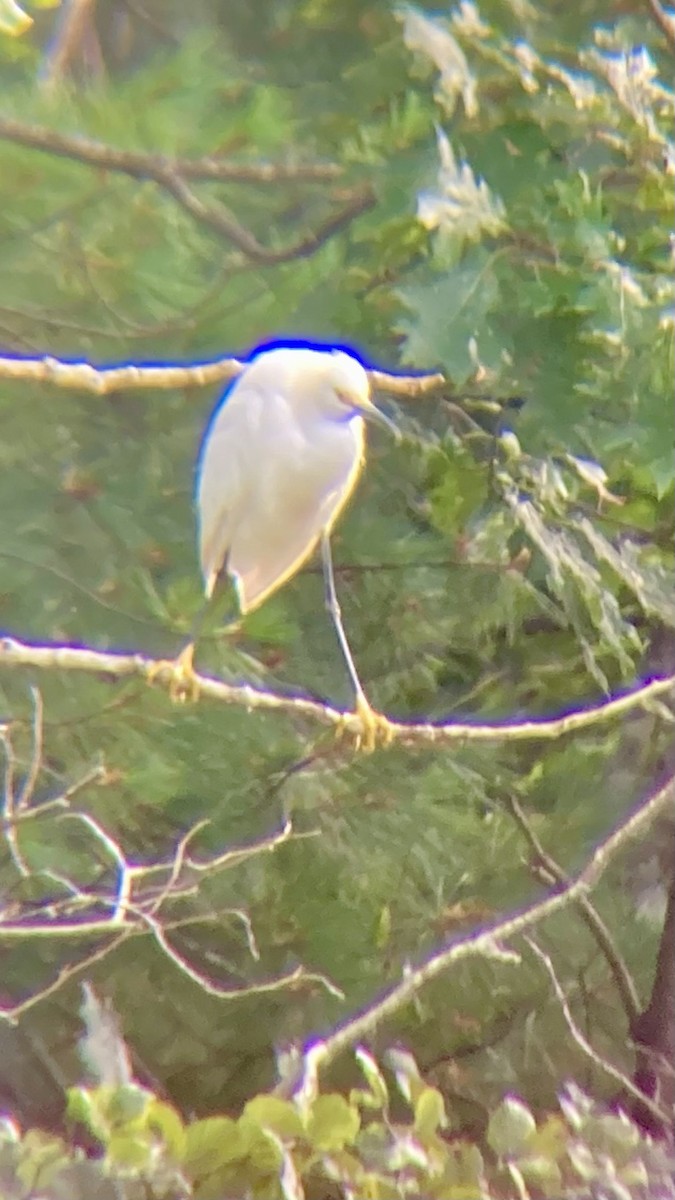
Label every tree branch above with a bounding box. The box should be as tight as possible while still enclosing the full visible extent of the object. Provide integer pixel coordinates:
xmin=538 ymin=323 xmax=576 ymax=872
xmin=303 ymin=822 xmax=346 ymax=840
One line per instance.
xmin=629 ymin=846 xmax=675 ymax=1139
xmin=0 ymin=350 xmax=446 ymax=399
xmin=0 ymin=115 xmax=371 ymax=260
xmin=0 ymin=636 xmax=672 ymax=747
xmin=305 ymin=771 xmax=675 ymax=1071
xmin=526 ymin=937 xmax=669 ymax=1128
xmin=507 ymin=794 xmax=641 ymax=1025
xmin=0 ymin=808 xmax=340 ymax=1020
xmin=645 ymin=0 xmax=675 ymax=53
xmin=39 ymin=0 xmax=102 ymax=91
xmin=157 ymin=171 xmax=376 ymax=264
xmin=0 ymin=115 xmax=342 ymax=182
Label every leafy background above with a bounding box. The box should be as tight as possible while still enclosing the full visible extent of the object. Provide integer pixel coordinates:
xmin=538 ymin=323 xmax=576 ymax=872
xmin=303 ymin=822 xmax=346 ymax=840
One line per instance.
xmin=0 ymin=0 xmax=673 ymax=1163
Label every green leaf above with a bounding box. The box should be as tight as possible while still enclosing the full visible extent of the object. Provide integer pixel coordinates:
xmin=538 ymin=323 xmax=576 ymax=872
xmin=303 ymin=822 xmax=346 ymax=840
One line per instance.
xmin=183 ymin=1116 xmax=248 ymax=1174
xmin=508 ymin=495 xmax=641 ymax=685
xmin=441 ymin=1142 xmax=486 ymax=1195
xmin=574 ymin=519 xmax=675 ymax=628
xmin=385 ymin=1047 xmax=423 ymax=1106
xmin=0 ymin=0 xmax=32 ymax=35
xmin=305 ymin=1094 xmax=360 ymax=1151
xmin=101 ymin=1084 xmax=151 ymax=1128
xmin=417 ymin=127 xmax=506 ymax=245
xmin=487 ymin=1097 xmax=537 ymax=1158
xmin=105 ymin=1132 xmax=151 ymax=1169
xmin=145 ymin=1100 xmax=186 ymax=1159
xmin=413 ymin=1086 xmax=447 ymax=1139
xmin=428 ymin=442 xmax=489 ymax=534
xmin=241 ymin=1095 xmax=304 ymax=1141
xmin=517 ymin=1153 xmax=563 ymax=1191
xmin=66 ymin=1088 xmax=99 ymax=1136
xmin=397 ymin=248 xmax=503 ymax=380
xmin=354 ymin=1047 xmax=389 ymax=1110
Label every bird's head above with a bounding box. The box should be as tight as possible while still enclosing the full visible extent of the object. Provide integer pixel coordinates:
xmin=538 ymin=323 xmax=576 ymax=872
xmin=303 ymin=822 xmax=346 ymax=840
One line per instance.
xmin=308 ymin=348 xmax=400 ymax=438
xmin=246 ymin=345 xmax=400 ymax=437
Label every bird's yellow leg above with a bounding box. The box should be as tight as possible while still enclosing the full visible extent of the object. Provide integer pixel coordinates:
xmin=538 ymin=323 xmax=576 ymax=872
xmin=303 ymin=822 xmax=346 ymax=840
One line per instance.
xmin=335 ymin=689 xmax=395 ymax=753
xmin=321 ymin=533 xmax=395 ymax=752
xmin=146 ymin=641 xmax=201 ymax=703
xmin=353 ymin=689 xmax=395 ymax=753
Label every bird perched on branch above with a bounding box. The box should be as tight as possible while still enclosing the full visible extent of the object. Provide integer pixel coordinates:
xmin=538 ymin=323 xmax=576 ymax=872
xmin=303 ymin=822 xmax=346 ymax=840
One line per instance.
xmin=154 ymin=343 xmax=399 ymax=751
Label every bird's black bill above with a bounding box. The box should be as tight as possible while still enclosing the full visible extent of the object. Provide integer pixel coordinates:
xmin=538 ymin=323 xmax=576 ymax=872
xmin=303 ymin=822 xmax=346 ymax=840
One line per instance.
xmin=364 ymin=404 xmax=401 ymax=442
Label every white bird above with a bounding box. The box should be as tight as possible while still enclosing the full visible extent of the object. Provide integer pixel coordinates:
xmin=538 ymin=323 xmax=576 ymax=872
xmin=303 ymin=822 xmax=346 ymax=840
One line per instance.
xmin=160 ymin=344 xmax=398 ymax=750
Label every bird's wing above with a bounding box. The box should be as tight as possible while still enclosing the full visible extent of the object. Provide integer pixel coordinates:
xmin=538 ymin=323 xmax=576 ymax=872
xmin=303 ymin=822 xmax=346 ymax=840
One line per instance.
xmin=227 ymin=417 xmax=364 ymax=614
xmin=196 ymin=366 xmax=364 ymax=612
xmin=196 ymin=381 xmax=263 ymax=597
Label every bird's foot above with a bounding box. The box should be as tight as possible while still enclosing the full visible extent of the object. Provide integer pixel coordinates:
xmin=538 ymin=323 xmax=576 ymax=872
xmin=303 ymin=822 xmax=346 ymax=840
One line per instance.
xmin=338 ymin=691 xmax=395 ymax=753
xmin=146 ymin=643 xmax=200 ymax=703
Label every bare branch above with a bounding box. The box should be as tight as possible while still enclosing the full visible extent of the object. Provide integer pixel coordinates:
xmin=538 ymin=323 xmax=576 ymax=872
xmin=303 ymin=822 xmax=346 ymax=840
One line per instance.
xmin=2 ymin=689 xmax=47 ymax=877
xmin=136 ymin=907 xmax=343 ymax=1002
xmin=40 ymin=0 xmax=101 ymax=91
xmin=370 ymin=368 xmax=446 ymax=397
xmin=17 ymin=686 xmax=44 ymax=812
xmin=306 ymin=771 xmax=675 ymax=1070
xmin=0 ymin=351 xmax=244 ymax=392
xmin=645 ymin=0 xmax=675 ymax=53
xmin=58 ymin=810 xmax=132 ymax=923
xmin=0 ymin=115 xmax=366 ymax=261
xmin=0 ymin=792 xmax=334 ymax=1019
xmin=0 ymin=115 xmax=343 ymax=183
xmin=507 ymin=794 xmax=641 ymax=1025
xmin=1 ymin=722 xmax=29 ymax=878
xmin=158 ymin=171 xmax=375 ymax=264
xmin=526 ymin=938 xmax=670 ymax=1127
xmin=0 ymin=350 xmax=445 ymax=399
xmin=1 ymin=931 xmax=132 ymax=1023
xmin=0 ymin=636 xmax=672 ymax=747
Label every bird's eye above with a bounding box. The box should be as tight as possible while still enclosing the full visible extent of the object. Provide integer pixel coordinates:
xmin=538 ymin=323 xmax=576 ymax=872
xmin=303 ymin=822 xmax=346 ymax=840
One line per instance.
xmin=335 ymin=388 xmax=361 ymax=410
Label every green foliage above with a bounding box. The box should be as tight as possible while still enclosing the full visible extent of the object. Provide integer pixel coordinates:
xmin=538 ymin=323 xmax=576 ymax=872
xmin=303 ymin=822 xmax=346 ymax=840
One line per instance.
xmin=0 ymin=0 xmax=672 ymax=1143
xmin=0 ymin=0 xmax=58 ymax=39
xmin=2 ymin=1056 xmax=673 ymax=1200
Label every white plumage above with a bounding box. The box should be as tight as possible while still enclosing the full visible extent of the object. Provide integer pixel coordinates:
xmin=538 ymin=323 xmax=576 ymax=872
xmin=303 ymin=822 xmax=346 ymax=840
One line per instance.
xmin=197 ymin=346 xmax=378 ymax=611
xmin=154 ymin=343 xmax=397 ymax=750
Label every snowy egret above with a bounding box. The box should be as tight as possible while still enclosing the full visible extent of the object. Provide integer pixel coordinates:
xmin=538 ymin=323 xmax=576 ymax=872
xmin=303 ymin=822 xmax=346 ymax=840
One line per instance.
xmin=158 ymin=344 xmax=399 ymax=750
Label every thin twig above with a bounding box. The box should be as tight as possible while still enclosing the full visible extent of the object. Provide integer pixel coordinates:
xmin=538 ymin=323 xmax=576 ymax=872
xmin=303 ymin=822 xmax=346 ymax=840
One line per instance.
xmin=135 ymin=906 xmax=343 ymax=1001
xmin=305 ymin=771 xmax=675 ymax=1070
xmin=1 ymin=723 xmax=30 ymax=878
xmin=0 ymin=115 xmax=343 ymax=182
xmin=0 ymin=931 xmax=131 ymax=1023
xmin=645 ymin=0 xmax=675 ymax=53
xmin=0 ymin=115 xmax=363 ymax=261
xmin=10 ymin=762 xmax=106 ymax=825
xmin=16 ymin=686 xmax=44 ymax=811
xmin=40 ymin=0 xmax=100 ymax=91
xmin=507 ymin=794 xmax=641 ymax=1024
xmin=58 ymin=810 xmax=131 ymax=923
xmin=0 ymin=636 xmax=672 ymax=747
xmin=141 ymin=818 xmax=211 ymax=917
xmin=0 ymin=350 xmax=446 ymax=398
xmin=1 ymin=690 xmax=47 ymax=877
xmin=158 ymin=171 xmax=375 ymax=263
xmin=526 ymin=937 xmax=669 ymax=1127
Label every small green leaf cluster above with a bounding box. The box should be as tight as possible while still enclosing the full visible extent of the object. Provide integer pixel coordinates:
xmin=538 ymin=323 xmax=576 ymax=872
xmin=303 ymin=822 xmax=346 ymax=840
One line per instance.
xmin=2 ymin=1054 xmax=671 ymax=1200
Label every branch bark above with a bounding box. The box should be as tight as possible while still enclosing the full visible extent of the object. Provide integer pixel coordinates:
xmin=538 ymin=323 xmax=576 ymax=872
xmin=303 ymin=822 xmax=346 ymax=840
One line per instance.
xmin=0 ymin=636 xmax=672 ymax=747
xmin=645 ymin=0 xmax=675 ymax=53
xmin=305 ymin=771 xmax=675 ymax=1072
xmin=0 ymin=350 xmax=446 ymax=398
xmin=0 ymin=115 xmax=366 ymax=261
xmin=0 ymin=115 xmax=342 ymax=183
xmin=629 ymin=822 xmax=675 ymax=1141
xmin=508 ymin=794 xmax=641 ymax=1026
